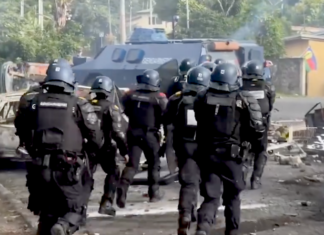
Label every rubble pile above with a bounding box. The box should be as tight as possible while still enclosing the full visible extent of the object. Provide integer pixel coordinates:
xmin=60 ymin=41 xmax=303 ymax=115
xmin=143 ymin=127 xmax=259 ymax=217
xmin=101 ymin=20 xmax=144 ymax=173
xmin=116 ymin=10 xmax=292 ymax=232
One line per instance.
xmin=267 ymin=121 xmax=314 ymax=168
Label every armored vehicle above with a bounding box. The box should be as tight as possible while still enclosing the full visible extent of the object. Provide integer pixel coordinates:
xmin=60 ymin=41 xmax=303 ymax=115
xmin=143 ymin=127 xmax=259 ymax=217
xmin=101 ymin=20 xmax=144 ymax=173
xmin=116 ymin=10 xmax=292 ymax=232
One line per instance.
xmin=73 ymin=28 xmax=272 ymax=93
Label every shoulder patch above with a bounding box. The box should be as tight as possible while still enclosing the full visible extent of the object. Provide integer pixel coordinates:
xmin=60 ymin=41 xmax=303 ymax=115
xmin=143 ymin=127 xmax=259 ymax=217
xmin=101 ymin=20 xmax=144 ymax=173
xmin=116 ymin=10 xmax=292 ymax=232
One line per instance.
xmin=159 ymin=92 xmax=166 ymax=97
xmin=175 ymin=91 xmax=182 ymax=96
xmin=114 ymin=105 xmax=119 ymax=110
xmin=91 ymin=99 xmax=98 ymax=104
xmin=86 ymin=112 xmax=98 ymax=124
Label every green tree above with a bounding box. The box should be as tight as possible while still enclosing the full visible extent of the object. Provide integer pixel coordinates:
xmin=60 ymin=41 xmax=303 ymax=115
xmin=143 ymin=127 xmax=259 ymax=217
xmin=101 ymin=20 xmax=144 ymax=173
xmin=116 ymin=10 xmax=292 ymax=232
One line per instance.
xmin=289 ymin=0 xmax=324 ymax=26
xmin=154 ymin=0 xmax=178 ymax=21
xmin=175 ymin=0 xmax=238 ymax=38
xmin=0 ymin=0 xmax=86 ymax=62
xmin=256 ymin=14 xmax=286 ymax=58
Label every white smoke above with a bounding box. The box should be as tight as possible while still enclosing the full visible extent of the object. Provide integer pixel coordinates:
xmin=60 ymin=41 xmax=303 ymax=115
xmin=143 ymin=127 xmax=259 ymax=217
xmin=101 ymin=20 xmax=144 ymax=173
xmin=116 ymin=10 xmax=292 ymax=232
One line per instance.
xmin=230 ymin=2 xmax=279 ymax=40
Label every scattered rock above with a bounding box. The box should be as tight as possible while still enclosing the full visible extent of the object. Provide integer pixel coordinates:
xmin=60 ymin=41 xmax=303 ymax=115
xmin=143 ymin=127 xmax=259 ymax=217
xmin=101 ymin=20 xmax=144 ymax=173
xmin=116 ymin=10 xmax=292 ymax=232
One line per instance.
xmin=278 ymin=155 xmax=290 ymax=165
xmin=168 ymin=197 xmax=178 ymax=201
xmin=301 ymin=201 xmax=310 ymax=206
xmin=277 ymin=153 xmax=304 ymax=167
xmin=304 ymin=175 xmax=324 ymax=182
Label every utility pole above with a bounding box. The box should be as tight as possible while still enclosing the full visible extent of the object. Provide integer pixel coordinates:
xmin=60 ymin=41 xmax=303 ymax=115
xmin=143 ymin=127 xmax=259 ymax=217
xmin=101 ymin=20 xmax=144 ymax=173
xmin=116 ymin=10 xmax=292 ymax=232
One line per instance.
xmin=149 ymin=0 xmax=153 ymax=25
xmin=38 ymin=0 xmax=43 ymax=30
xmin=108 ymin=0 xmax=111 ymax=34
xmin=20 ymin=0 xmax=24 ymax=17
xmin=120 ymin=0 xmax=126 ymax=43
xmin=129 ymin=0 xmax=132 ymax=33
xmin=186 ymin=0 xmax=189 ymax=29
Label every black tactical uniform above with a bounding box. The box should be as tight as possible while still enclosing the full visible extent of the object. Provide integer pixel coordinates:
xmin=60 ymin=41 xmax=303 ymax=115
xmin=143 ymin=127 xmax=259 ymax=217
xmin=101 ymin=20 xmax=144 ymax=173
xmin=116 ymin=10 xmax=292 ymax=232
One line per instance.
xmin=166 ymin=58 xmax=195 ymax=98
xmin=116 ymin=69 xmax=168 ymax=207
xmin=15 ymin=83 xmax=44 ymax=216
xmin=89 ymin=76 xmax=128 ymax=216
xmin=164 ymin=66 xmax=211 ymax=235
xmin=194 ymin=63 xmax=265 ymax=235
xmin=199 ymin=62 xmax=216 ymax=72
xmin=214 ymin=58 xmax=225 ymax=65
xmin=241 ymin=60 xmax=276 ymax=189
xmin=23 ymin=59 xmax=103 ymax=235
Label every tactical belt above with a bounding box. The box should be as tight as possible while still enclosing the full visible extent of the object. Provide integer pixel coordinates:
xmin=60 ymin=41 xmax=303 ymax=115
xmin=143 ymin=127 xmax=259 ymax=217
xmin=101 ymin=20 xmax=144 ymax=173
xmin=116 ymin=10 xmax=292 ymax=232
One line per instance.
xmin=213 ymin=143 xmax=250 ymax=160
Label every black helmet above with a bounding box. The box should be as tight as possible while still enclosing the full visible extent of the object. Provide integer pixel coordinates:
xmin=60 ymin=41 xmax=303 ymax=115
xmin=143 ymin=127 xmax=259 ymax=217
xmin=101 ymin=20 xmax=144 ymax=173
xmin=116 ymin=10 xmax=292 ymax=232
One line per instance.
xmin=44 ymin=59 xmax=75 ymax=92
xmin=91 ymin=76 xmax=114 ymax=95
xmin=136 ymin=69 xmax=160 ymax=90
xmin=199 ymin=62 xmax=216 ymax=72
xmin=187 ymin=66 xmax=210 ymax=87
xmin=210 ymin=63 xmax=240 ymax=92
xmin=179 ymin=58 xmax=195 ymax=75
xmin=242 ymin=60 xmax=264 ymax=80
xmin=214 ymin=58 xmax=225 ymax=65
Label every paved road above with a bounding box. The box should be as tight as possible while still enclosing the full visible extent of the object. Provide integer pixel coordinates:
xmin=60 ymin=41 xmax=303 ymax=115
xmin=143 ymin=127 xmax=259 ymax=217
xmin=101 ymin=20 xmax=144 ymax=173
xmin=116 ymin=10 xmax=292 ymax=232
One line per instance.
xmin=1 ymin=154 xmax=324 ymax=234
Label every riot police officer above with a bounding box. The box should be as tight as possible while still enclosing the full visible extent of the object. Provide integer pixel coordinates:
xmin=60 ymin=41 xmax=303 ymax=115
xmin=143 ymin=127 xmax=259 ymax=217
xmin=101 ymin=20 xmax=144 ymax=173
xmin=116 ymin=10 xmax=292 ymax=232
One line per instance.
xmin=89 ymin=76 xmax=128 ymax=216
xmin=21 ymin=59 xmax=103 ymax=235
xmin=241 ymin=60 xmax=275 ymax=189
xmin=214 ymin=58 xmax=225 ymax=65
xmin=166 ymin=58 xmax=195 ymax=98
xmin=193 ymin=63 xmax=265 ymax=235
xmin=164 ymin=66 xmax=210 ymax=235
xmin=15 ymin=59 xmax=71 ymax=218
xmin=116 ymin=69 xmax=168 ymax=207
xmin=199 ymin=62 xmax=216 ymax=72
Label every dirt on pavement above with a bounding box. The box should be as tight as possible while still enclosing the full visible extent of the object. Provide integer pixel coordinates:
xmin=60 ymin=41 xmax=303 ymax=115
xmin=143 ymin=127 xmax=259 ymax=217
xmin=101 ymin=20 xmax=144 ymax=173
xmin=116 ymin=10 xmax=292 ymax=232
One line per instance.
xmin=0 ymin=197 xmax=33 ymax=235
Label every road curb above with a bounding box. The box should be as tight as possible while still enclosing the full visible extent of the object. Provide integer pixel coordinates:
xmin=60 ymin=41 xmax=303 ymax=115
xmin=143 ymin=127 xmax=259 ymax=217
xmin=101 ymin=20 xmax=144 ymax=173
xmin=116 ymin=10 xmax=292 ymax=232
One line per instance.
xmin=0 ymin=183 xmax=37 ymax=231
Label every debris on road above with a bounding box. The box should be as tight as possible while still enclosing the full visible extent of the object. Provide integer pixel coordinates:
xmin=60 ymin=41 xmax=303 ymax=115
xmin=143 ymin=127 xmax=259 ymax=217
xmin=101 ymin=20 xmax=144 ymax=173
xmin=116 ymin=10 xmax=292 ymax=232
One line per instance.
xmin=304 ymin=175 xmax=324 ymax=182
xmin=0 ymin=197 xmax=33 ymax=235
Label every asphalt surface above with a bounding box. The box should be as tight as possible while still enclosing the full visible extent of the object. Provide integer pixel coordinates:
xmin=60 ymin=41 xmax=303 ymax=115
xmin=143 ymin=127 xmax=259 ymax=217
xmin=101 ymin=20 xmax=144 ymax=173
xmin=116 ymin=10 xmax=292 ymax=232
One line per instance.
xmin=1 ymin=153 xmax=324 ymax=234
xmin=0 ymin=96 xmax=324 ymax=234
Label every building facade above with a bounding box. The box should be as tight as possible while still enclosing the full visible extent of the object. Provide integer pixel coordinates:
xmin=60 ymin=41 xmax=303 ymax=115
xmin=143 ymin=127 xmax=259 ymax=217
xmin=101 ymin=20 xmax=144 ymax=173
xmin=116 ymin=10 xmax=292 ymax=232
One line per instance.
xmin=284 ymin=34 xmax=324 ymax=97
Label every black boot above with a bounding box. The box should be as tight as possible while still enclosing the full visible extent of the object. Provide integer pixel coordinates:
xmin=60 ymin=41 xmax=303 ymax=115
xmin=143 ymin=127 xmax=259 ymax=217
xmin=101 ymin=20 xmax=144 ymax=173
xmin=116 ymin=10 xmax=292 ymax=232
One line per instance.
xmin=251 ymin=176 xmax=262 ymax=190
xmin=178 ymin=214 xmax=191 ymax=235
xmin=116 ymin=187 xmax=127 ymax=208
xmin=191 ymin=206 xmax=197 ymax=222
xmin=50 ymin=224 xmax=66 ymax=235
xmin=50 ymin=220 xmax=78 ymax=235
xmin=149 ymin=189 xmax=164 ymax=203
xmin=98 ymin=197 xmax=116 ymax=216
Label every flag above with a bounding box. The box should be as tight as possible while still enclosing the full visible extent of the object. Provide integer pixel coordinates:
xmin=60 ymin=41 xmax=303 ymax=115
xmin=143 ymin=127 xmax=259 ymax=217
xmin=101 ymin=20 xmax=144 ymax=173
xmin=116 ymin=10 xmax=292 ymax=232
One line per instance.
xmin=304 ymin=47 xmax=317 ymax=72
